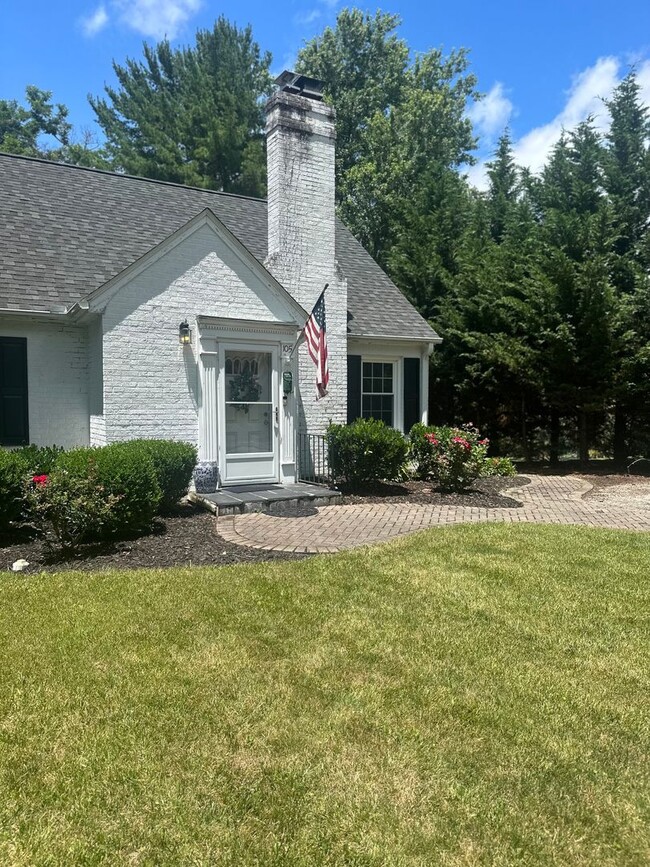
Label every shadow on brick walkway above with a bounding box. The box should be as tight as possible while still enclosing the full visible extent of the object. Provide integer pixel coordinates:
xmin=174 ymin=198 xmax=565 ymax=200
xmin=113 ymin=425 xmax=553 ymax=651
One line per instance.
xmin=216 ymin=475 xmax=650 ymax=554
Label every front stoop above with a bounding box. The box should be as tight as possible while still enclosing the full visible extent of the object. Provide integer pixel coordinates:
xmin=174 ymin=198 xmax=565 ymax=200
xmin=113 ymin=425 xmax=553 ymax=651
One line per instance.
xmin=189 ymin=482 xmax=341 ymax=516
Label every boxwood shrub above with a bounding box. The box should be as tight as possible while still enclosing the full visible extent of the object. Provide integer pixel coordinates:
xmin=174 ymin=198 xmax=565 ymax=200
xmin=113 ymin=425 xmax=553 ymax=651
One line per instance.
xmin=4 ymin=438 xmax=196 ymax=545
xmin=327 ymin=418 xmax=408 ymax=486
xmin=55 ymin=443 xmax=161 ymax=538
xmin=126 ymin=440 xmax=197 ymax=513
xmin=0 ymin=449 xmax=30 ymax=532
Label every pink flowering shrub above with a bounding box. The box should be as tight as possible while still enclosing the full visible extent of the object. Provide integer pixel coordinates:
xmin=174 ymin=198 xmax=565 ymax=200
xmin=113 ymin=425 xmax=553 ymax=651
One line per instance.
xmin=409 ymin=423 xmax=515 ymax=491
xmin=27 ymin=468 xmax=120 ymax=551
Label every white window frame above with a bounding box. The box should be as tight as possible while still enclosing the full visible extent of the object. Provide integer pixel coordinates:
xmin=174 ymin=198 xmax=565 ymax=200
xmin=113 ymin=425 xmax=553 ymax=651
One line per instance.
xmin=359 ymin=355 xmax=404 ymax=432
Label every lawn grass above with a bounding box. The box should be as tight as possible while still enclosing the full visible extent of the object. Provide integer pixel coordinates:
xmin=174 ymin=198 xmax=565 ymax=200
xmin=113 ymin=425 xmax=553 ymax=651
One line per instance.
xmin=0 ymin=523 xmax=649 ymax=866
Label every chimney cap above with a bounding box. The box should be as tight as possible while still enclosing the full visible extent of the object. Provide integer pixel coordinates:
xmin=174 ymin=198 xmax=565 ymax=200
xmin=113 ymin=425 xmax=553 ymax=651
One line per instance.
xmin=274 ymin=70 xmax=325 ymax=101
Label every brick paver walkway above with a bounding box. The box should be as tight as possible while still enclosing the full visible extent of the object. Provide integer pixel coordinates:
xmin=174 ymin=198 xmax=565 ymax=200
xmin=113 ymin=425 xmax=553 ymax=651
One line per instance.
xmin=217 ymin=475 xmax=650 ymax=554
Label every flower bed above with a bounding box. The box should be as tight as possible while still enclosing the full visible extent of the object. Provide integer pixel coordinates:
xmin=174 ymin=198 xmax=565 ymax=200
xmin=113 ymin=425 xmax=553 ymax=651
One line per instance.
xmin=1 ymin=440 xmax=197 ymax=551
xmin=409 ymin=423 xmax=516 ymax=492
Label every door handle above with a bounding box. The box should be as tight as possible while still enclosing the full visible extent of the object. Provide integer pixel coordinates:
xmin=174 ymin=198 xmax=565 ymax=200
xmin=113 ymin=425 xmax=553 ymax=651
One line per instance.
xmin=275 ymin=406 xmax=279 ymax=424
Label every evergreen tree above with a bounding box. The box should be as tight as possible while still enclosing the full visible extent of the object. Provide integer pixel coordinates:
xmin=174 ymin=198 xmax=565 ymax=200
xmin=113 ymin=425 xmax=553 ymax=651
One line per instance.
xmin=485 ymin=130 xmax=518 ymax=242
xmin=90 ymin=17 xmax=272 ymax=195
xmin=602 ymin=72 xmax=650 ymax=460
xmin=388 ymin=164 xmax=473 ymax=321
xmin=537 ymin=123 xmax=615 ymax=463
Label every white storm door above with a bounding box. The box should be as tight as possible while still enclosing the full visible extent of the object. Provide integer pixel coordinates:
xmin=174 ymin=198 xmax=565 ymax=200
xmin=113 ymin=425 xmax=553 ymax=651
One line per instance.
xmin=219 ymin=344 xmax=279 ymax=484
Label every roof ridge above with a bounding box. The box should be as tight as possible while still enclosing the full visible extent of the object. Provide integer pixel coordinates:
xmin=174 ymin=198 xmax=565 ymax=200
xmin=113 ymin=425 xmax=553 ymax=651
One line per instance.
xmin=0 ymin=151 xmax=268 ymax=204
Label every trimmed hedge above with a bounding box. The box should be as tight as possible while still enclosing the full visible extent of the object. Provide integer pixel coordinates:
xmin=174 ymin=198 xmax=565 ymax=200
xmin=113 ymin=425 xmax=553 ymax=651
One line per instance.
xmin=54 ymin=443 xmax=161 ymax=537
xmin=0 ymin=450 xmax=29 ymax=532
xmin=31 ymin=439 xmax=197 ymax=546
xmin=126 ymin=440 xmax=197 ymax=513
xmin=3 ymin=439 xmax=196 ymax=545
xmin=15 ymin=445 xmax=63 ymax=475
xmin=328 ymin=418 xmax=408 ymax=485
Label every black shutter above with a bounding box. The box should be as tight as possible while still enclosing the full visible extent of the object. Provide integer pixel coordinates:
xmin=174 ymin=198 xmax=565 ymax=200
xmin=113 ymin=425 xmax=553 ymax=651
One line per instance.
xmin=0 ymin=337 xmax=29 ymax=446
xmin=403 ymin=357 xmax=421 ymax=434
xmin=347 ymin=355 xmax=362 ymax=423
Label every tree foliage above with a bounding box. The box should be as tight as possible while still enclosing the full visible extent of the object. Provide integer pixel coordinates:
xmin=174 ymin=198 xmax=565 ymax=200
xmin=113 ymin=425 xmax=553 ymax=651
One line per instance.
xmin=0 ymin=85 xmax=108 ymax=166
xmin=405 ymin=75 xmax=650 ymax=463
xmin=90 ymin=17 xmax=272 ymax=195
xmin=297 ymin=9 xmax=478 ymax=264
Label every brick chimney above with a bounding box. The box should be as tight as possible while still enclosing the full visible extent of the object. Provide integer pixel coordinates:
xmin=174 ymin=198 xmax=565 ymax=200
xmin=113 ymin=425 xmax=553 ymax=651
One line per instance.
xmin=265 ymin=72 xmax=347 ymax=427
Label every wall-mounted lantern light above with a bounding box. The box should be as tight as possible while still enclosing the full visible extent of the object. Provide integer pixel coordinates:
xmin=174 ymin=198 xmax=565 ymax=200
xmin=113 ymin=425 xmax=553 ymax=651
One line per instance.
xmin=179 ymin=320 xmax=191 ymax=345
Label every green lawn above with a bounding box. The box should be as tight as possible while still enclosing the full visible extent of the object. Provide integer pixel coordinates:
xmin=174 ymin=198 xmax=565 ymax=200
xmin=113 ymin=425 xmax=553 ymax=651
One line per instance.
xmin=1 ymin=525 xmax=649 ymax=866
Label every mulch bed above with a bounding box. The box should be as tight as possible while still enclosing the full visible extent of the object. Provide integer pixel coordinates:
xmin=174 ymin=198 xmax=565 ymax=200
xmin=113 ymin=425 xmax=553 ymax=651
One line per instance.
xmin=0 ymin=504 xmax=307 ymax=575
xmin=1 ymin=476 xmax=530 ymax=574
xmin=338 ymin=475 xmax=529 ymax=508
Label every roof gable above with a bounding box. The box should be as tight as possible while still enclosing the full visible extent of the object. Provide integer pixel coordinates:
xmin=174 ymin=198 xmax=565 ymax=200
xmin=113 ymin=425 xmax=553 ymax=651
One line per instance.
xmin=85 ymin=208 xmax=308 ymax=325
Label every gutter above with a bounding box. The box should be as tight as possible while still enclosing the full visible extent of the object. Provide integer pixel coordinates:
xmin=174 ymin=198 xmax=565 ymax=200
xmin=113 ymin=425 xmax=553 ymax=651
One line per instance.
xmin=0 ymin=306 xmax=67 ymax=317
xmin=350 ymin=332 xmax=443 ymax=344
xmin=0 ymin=301 xmax=94 ymax=323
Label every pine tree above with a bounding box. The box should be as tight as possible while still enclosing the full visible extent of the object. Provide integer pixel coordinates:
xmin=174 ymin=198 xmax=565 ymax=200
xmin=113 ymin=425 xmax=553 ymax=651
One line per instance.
xmin=602 ymin=72 xmax=650 ymax=461
xmin=537 ymin=122 xmax=615 ymax=463
xmin=90 ymin=17 xmax=272 ymax=195
xmin=485 ymin=130 xmax=518 ymax=243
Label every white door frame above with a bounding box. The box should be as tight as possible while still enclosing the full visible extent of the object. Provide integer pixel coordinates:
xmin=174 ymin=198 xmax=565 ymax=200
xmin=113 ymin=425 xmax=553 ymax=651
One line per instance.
xmin=217 ymin=340 xmax=280 ymax=485
xmin=198 ymin=318 xmax=301 ymax=487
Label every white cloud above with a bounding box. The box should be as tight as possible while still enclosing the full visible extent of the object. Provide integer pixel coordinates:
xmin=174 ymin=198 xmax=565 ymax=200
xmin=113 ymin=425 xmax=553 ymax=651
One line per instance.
xmin=635 ymin=59 xmax=650 ymax=106
xmin=113 ymin=0 xmax=201 ymax=40
xmin=80 ymin=4 xmax=109 ymax=37
xmin=469 ymin=82 xmax=513 ymax=138
xmin=294 ymin=9 xmax=321 ymax=26
xmin=514 ymin=56 xmax=620 ymax=174
xmin=464 ymin=161 xmax=489 ymax=191
xmin=466 ymin=54 xmax=650 ymax=190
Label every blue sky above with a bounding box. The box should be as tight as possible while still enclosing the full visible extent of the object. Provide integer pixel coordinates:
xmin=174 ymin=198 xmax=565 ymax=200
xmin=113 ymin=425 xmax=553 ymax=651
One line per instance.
xmin=2 ymin=0 xmax=650 ymax=186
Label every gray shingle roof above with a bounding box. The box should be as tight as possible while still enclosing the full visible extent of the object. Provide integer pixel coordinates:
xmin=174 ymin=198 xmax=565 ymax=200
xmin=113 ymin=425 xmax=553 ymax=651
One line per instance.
xmin=0 ymin=153 xmax=438 ymax=341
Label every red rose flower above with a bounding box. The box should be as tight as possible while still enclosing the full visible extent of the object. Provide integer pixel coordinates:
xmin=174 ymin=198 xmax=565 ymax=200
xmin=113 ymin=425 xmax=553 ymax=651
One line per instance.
xmin=32 ymin=474 xmax=49 ymax=486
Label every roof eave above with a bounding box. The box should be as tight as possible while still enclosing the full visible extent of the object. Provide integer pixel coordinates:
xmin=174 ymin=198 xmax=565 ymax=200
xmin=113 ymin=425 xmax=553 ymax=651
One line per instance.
xmin=349 ymin=331 xmax=442 ymax=344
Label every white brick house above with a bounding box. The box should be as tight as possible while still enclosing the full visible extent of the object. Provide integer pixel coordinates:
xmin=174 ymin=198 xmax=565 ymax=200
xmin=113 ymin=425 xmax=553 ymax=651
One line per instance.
xmin=0 ymin=73 xmax=440 ymax=488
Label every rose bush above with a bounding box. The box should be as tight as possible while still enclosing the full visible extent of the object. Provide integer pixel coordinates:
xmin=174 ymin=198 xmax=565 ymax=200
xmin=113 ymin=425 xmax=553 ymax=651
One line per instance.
xmin=27 ymin=468 xmax=120 ymax=551
xmin=409 ymin=423 xmax=515 ymax=492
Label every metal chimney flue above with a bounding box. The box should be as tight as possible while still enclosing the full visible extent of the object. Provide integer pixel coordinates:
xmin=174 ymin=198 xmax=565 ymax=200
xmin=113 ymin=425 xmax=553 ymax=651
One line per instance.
xmin=274 ymin=70 xmax=325 ymax=102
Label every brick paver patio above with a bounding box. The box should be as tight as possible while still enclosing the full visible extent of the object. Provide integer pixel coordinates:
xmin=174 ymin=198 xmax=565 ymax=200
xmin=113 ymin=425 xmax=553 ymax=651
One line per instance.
xmin=216 ymin=475 xmax=650 ymax=554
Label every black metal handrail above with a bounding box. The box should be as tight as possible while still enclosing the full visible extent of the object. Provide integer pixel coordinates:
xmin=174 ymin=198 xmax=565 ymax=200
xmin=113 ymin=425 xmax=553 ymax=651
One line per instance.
xmin=297 ymin=431 xmax=332 ymax=485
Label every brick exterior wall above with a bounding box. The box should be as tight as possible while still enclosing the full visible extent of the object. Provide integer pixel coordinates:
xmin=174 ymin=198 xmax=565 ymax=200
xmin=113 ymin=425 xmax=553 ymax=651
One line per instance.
xmin=100 ymin=220 xmax=296 ymax=446
xmin=0 ymin=317 xmax=89 ymax=448
xmin=265 ymin=91 xmax=348 ymax=434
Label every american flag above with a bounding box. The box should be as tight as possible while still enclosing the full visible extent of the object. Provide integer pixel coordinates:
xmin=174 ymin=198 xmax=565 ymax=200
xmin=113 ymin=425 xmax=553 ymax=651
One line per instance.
xmin=303 ymin=287 xmax=329 ymax=399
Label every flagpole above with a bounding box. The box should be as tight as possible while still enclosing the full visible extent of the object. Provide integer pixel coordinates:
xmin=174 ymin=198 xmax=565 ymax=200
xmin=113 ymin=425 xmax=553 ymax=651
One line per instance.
xmin=288 ymin=283 xmax=328 ymax=360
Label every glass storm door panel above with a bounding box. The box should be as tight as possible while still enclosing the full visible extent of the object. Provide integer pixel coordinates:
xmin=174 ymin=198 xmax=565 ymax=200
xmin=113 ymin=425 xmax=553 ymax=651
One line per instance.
xmin=222 ymin=348 xmax=278 ymax=483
